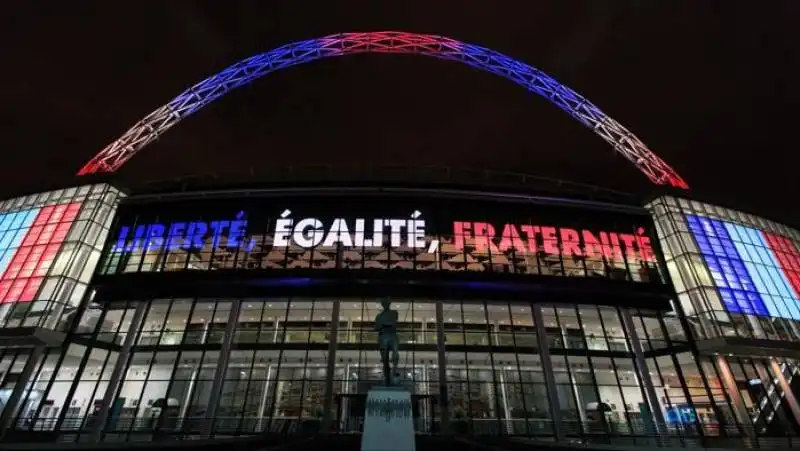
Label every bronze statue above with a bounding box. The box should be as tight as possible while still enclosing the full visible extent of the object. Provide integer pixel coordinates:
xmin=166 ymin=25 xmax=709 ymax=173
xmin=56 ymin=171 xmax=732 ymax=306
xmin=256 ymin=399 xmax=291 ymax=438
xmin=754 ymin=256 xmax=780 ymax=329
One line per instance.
xmin=375 ymin=299 xmax=399 ymax=385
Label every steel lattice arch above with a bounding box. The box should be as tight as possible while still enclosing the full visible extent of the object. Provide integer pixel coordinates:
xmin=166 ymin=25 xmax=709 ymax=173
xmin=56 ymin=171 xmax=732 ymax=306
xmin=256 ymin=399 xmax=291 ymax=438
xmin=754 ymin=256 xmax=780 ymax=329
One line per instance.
xmin=77 ymin=31 xmax=689 ymax=189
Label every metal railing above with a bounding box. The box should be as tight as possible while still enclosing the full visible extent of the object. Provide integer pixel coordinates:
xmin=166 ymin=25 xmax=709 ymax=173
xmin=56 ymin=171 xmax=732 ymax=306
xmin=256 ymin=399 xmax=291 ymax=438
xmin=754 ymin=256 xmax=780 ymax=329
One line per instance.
xmin=134 ymin=164 xmax=638 ymax=204
xmin=7 ymin=415 xmax=800 ymax=449
xmin=553 ymin=420 xmax=799 ymax=449
xmin=10 ymin=416 xmax=309 ymax=444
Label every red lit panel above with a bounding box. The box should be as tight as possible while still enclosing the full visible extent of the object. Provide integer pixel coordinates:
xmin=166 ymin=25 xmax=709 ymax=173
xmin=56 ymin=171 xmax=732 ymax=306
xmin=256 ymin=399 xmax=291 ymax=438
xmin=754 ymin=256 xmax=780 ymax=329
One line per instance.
xmin=18 ymin=247 xmax=41 ymax=278
xmin=4 ymin=279 xmax=27 ymax=303
xmin=763 ymin=231 xmax=800 ymax=299
xmin=0 ymin=280 xmax=12 ymax=300
xmin=63 ymin=203 xmax=81 ymax=222
xmin=36 ymin=224 xmax=57 ymax=245
xmin=52 ymin=222 xmax=72 ymax=242
xmin=32 ymin=206 xmax=54 ymax=226
xmin=48 ymin=204 xmax=67 ymax=224
xmin=34 ymin=244 xmax=61 ymax=277
xmin=19 ymin=277 xmax=44 ymax=302
xmin=0 ymin=202 xmax=82 ymax=304
xmin=21 ymin=226 xmax=43 ymax=247
xmin=4 ymin=246 xmax=32 ymax=280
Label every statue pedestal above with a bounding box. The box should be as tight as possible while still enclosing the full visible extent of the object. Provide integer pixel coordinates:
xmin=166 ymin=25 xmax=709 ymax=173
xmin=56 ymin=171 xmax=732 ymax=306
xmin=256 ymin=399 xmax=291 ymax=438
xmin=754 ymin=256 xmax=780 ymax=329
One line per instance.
xmin=361 ymin=385 xmax=415 ymax=451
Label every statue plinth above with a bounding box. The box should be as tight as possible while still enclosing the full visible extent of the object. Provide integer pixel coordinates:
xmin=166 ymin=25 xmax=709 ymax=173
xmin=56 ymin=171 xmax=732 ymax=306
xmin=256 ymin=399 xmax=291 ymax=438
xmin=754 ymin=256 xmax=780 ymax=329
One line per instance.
xmin=361 ymin=386 xmax=415 ymax=451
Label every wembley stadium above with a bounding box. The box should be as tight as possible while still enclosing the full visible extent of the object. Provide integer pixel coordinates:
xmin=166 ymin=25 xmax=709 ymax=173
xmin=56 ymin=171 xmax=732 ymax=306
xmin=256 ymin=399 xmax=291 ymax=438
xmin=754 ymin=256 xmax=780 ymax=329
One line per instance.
xmin=0 ymin=32 xmax=798 ymax=450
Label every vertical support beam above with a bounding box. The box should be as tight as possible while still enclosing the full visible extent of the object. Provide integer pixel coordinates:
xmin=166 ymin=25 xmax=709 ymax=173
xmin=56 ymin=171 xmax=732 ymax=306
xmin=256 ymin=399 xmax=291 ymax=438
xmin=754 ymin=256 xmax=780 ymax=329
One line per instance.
xmin=498 ymin=371 xmax=512 ymax=434
xmin=178 ymin=322 xmax=209 ymax=426
xmin=255 ymin=365 xmax=274 ymax=432
xmin=89 ymin=301 xmax=148 ymax=442
xmin=715 ymin=355 xmax=755 ymax=437
xmin=0 ymin=345 xmax=45 ymax=439
xmin=560 ymin=324 xmax=587 ymax=432
xmin=435 ymin=301 xmax=450 ymax=434
xmin=204 ymin=299 xmax=242 ymax=432
xmin=321 ymin=299 xmax=341 ymax=433
xmin=531 ymin=305 xmax=563 ymax=441
xmin=568 ymin=371 xmax=587 ymax=432
xmin=178 ymin=370 xmax=199 ymax=422
xmin=769 ymin=359 xmax=800 ymax=426
xmin=620 ymin=309 xmax=667 ymax=432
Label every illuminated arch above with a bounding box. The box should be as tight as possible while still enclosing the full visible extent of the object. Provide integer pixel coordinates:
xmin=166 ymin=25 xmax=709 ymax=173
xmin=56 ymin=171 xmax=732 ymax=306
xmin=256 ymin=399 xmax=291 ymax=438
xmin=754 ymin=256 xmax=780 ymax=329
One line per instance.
xmin=78 ymin=31 xmax=688 ymax=189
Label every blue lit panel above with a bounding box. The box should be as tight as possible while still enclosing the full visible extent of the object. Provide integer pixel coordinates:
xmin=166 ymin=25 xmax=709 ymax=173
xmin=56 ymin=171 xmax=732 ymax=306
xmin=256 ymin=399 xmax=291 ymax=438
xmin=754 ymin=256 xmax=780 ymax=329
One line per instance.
xmin=686 ymin=214 xmax=768 ymax=316
xmin=723 ymin=223 xmax=796 ymax=319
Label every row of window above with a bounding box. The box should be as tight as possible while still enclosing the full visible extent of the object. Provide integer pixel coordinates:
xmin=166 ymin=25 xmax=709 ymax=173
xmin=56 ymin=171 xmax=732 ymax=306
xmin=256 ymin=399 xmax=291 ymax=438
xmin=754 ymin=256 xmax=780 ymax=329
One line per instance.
xmin=6 ymin=343 xmax=793 ymax=437
xmin=75 ymin=299 xmax=684 ymax=353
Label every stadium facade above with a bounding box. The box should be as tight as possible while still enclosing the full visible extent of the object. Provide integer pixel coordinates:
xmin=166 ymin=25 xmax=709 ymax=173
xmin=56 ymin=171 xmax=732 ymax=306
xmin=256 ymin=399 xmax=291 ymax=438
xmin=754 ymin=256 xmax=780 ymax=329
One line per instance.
xmin=0 ymin=182 xmax=797 ymax=444
xmin=1 ymin=31 xmax=797 ymax=446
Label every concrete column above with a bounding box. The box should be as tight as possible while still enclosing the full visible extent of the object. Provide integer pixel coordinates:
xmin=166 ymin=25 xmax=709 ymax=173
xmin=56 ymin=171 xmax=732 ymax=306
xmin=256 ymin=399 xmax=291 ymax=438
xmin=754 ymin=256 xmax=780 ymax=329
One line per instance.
xmin=531 ymin=305 xmax=563 ymax=441
xmin=435 ymin=301 xmax=450 ymax=434
xmin=769 ymin=359 xmax=800 ymax=426
xmin=0 ymin=345 xmax=45 ymax=439
xmin=620 ymin=309 xmax=667 ymax=432
xmin=204 ymin=300 xmax=242 ymax=431
xmin=89 ymin=301 xmax=148 ymax=442
xmin=715 ymin=355 xmax=755 ymax=437
xmin=321 ymin=299 xmax=341 ymax=433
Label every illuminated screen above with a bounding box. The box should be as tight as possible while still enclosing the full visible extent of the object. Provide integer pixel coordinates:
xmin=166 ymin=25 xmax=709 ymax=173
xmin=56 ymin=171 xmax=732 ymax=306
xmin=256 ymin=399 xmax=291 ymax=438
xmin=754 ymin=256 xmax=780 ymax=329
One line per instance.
xmin=103 ymin=194 xmax=666 ymax=287
xmin=686 ymin=214 xmax=800 ymax=319
xmin=0 ymin=202 xmax=81 ymax=303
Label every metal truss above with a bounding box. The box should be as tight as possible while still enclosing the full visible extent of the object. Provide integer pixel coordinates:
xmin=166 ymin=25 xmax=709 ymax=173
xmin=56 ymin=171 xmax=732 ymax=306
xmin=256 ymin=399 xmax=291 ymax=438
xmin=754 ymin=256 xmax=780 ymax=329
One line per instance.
xmin=77 ymin=31 xmax=689 ymax=189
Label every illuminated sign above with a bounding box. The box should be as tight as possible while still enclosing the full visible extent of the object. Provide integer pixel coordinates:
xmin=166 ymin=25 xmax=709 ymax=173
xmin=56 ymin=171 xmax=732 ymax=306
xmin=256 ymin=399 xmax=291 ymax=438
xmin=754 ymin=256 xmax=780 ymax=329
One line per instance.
xmin=113 ymin=210 xmax=657 ymax=264
xmin=454 ymin=221 xmax=657 ymax=263
xmin=272 ymin=210 xmax=434 ymax=251
xmin=114 ymin=210 xmax=438 ymax=253
xmin=114 ymin=211 xmax=256 ymax=253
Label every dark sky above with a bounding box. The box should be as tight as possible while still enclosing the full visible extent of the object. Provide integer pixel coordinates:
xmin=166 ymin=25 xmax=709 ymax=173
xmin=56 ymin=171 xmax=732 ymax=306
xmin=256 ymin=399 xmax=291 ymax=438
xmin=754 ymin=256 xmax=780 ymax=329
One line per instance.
xmin=2 ymin=2 xmax=798 ymax=227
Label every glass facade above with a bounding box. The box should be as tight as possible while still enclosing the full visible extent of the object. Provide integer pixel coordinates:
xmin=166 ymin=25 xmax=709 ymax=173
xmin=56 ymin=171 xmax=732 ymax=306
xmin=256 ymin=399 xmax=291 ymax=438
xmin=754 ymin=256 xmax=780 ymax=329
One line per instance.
xmin=1 ymin=188 xmax=800 ymax=447
xmin=6 ymin=297 xmax=709 ymax=439
xmin=647 ymin=195 xmax=800 ymax=436
xmin=0 ymin=184 xmax=124 ymax=439
xmin=0 ymin=184 xmax=123 ymax=331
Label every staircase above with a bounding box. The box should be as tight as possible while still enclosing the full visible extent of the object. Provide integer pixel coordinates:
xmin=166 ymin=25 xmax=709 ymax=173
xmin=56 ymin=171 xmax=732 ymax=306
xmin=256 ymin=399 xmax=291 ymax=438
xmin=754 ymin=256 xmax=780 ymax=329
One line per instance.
xmin=750 ymin=361 xmax=800 ymax=435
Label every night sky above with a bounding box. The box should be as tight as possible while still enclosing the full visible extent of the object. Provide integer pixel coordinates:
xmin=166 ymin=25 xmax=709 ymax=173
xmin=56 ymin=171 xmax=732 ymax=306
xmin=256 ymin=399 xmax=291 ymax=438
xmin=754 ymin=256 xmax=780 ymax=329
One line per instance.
xmin=2 ymin=2 xmax=798 ymax=227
